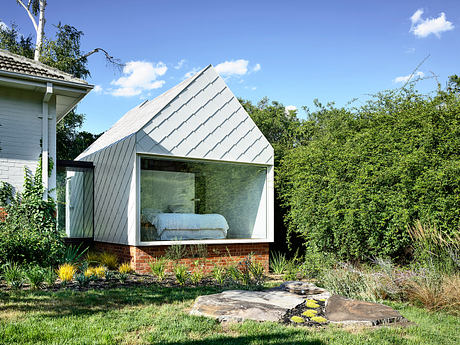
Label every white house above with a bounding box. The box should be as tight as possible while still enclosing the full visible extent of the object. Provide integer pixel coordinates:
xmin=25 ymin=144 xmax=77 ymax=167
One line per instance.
xmin=0 ymin=49 xmax=93 ymax=197
xmin=75 ymin=65 xmax=274 ymax=272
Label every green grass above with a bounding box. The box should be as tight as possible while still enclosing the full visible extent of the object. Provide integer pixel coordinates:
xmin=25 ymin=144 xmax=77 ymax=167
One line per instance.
xmin=0 ymin=286 xmax=458 ymax=345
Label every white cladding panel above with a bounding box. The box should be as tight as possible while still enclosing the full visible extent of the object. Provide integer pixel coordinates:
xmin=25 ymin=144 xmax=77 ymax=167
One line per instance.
xmin=0 ymin=86 xmax=57 ymax=193
xmin=81 ymin=135 xmax=136 ymax=245
xmin=136 ymin=67 xmax=274 ymax=165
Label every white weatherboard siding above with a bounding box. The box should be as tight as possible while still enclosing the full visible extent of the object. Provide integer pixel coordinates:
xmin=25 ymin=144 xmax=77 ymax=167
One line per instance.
xmin=0 ymin=86 xmax=56 ymax=193
xmin=80 ymin=135 xmax=137 ymax=245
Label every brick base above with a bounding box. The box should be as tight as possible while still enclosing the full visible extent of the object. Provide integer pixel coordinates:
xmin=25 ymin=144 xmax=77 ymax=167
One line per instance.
xmin=92 ymin=241 xmax=269 ymax=274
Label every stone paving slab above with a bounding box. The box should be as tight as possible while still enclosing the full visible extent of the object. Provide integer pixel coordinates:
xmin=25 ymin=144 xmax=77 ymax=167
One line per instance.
xmin=325 ymin=295 xmax=408 ymax=326
xmin=190 ymin=290 xmax=305 ymax=322
xmin=190 ymin=283 xmax=409 ymax=326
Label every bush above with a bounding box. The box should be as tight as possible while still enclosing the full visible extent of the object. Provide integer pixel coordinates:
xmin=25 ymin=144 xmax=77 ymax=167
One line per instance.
xmin=85 ymin=251 xmax=101 ymax=266
xmin=98 ymin=252 xmax=118 ymax=270
xmin=190 ymin=261 xmax=204 ymax=284
xmin=148 ymin=258 xmax=167 ymax=281
xmin=62 ymin=243 xmax=88 ymax=264
xmin=212 ymin=265 xmax=226 ymax=285
xmin=118 ymin=262 xmax=133 ymax=274
xmin=84 ymin=266 xmax=106 ymax=279
xmin=405 ymin=273 xmax=460 ymax=315
xmin=269 ymin=252 xmax=288 ymax=274
xmin=24 ymin=265 xmax=45 ymax=289
xmin=277 ymin=83 xmax=460 ymax=261
xmin=173 ymin=264 xmax=189 ymax=285
xmin=57 ymin=263 xmax=76 ymax=283
xmin=43 ymin=267 xmax=57 ymax=285
xmin=408 ymin=221 xmax=459 ymax=274
xmin=1 ymin=261 xmax=24 ymax=289
xmin=0 ymin=164 xmax=65 ymax=266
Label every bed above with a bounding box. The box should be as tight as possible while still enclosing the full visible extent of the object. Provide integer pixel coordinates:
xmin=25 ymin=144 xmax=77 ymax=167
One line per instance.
xmin=142 ymin=208 xmax=229 ymax=241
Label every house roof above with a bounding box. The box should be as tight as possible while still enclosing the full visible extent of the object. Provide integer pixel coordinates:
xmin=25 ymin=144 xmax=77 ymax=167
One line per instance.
xmin=76 ymin=65 xmax=207 ymax=159
xmin=0 ymin=49 xmax=88 ymax=85
xmin=77 ymin=65 xmax=273 ymax=165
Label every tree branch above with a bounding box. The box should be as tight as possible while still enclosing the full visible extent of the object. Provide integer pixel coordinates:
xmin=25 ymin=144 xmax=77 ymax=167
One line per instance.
xmin=16 ymin=0 xmax=38 ymax=31
xmin=80 ymin=47 xmax=124 ymax=70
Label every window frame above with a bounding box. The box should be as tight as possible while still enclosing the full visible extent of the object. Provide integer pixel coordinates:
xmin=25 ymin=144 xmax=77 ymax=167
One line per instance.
xmin=136 ymin=153 xmax=273 ymax=246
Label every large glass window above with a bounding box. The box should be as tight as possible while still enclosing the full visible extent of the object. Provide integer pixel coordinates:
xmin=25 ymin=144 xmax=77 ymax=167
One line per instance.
xmin=140 ymin=157 xmax=267 ymax=242
xmin=57 ymin=163 xmax=94 ymax=238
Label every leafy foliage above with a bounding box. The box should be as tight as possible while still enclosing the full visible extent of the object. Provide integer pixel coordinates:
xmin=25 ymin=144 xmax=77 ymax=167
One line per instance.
xmin=0 ymin=161 xmax=65 ymax=266
xmin=277 ymin=83 xmax=460 ymax=261
xmin=1 ymin=261 xmax=24 ymax=289
xmin=62 ymin=243 xmax=89 ymax=264
xmin=24 ymin=265 xmax=45 ymax=289
xmin=0 ymin=23 xmax=34 ymax=58
xmin=0 ymin=181 xmax=13 ymax=207
xmin=148 ymin=258 xmax=167 ymax=281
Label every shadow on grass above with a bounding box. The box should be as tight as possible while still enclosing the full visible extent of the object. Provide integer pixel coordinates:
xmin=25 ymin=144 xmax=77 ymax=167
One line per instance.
xmin=156 ymin=333 xmax=325 ymax=345
xmin=0 ymin=285 xmax=222 ymax=319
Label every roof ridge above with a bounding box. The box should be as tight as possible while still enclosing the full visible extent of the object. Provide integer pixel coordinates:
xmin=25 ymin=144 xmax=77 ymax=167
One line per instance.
xmin=0 ymin=49 xmax=88 ymax=84
xmin=76 ymin=65 xmax=212 ymax=159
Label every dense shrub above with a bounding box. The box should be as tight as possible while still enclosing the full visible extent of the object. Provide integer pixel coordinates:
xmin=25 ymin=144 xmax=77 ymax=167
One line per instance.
xmin=278 ymin=81 xmax=460 ymax=261
xmin=0 ymin=162 xmax=65 ymax=266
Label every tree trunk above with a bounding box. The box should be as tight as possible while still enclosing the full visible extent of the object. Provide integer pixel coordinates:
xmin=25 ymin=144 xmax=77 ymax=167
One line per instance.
xmin=34 ymin=0 xmax=46 ymax=61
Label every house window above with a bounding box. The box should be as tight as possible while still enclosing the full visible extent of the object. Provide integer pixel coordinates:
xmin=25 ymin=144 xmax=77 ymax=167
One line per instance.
xmin=56 ymin=161 xmax=94 ymax=239
xmin=140 ymin=156 xmax=267 ymax=242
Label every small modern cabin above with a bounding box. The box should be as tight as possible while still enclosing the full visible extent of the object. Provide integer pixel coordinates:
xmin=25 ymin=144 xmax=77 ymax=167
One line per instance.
xmin=75 ymin=65 xmax=274 ymax=272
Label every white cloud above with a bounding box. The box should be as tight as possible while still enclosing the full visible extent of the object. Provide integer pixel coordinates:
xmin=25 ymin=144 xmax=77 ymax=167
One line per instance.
xmin=184 ymin=67 xmax=201 ymax=79
xmin=0 ymin=21 xmax=8 ymax=30
xmin=110 ymin=61 xmax=167 ymax=97
xmin=93 ymin=85 xmax=103 ymax=93
xmin=410 ymin=9 xmax=424 ymax=25
xmin=410 ymin=9 xmax=454 ymax=38
xmin=252 ymin=63 xmax=261 ymax=72
xmin=215 ymin=59 xmax=249 ymax=77
xmin=285 ymin=105 xmax=297 ymax=112
xmin=174 ymin=59 xmax=186 ymax=69
xmin=393 ymin=71 xmax=425 ymax=83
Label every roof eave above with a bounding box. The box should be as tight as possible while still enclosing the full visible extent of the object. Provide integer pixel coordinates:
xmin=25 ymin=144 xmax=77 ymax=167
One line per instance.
xmin=0 ymin=70 xmax=93 ymax=121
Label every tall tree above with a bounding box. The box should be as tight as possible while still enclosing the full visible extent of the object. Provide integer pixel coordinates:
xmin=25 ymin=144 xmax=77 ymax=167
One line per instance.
xmin=15 ymin=0 xmax=46 ymax=60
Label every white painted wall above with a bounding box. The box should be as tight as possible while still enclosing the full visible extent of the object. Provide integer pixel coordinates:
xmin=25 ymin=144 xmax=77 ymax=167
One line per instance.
xmin=0 ymin=86 xmax=56 ymax=194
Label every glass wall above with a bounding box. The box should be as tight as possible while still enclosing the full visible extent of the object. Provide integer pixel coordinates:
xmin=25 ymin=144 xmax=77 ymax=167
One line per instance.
xmin=57 ymin=163 xmax=94 ymax=238
xmin=140 ymin=156 xmax=267 ymax=242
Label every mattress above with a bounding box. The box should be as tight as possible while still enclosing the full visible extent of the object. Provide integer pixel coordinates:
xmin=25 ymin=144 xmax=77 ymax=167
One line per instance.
xmin=142 ymin=210 xmax=229 ymax=241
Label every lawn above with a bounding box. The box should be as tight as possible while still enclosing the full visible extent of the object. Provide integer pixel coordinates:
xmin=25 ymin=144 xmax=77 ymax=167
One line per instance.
xmin=0 ymin=285 xmax=458 ymax=345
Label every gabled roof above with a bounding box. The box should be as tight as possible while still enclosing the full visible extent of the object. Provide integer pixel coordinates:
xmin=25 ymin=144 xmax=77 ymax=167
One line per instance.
xmin=78 ymin=65 xmax=273 ymax=165
xmin=0 ymin=49 xmax=88 ymax=85
xmin=77 ymin=66 xmax=207 ymax=159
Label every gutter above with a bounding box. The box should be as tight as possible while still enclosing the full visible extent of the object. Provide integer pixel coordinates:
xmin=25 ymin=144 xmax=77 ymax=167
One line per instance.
xmin=0 ymin=70 xmax=93 ymax=121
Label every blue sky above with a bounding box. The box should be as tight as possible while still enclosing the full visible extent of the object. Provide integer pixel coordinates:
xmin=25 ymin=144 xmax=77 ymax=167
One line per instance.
xmin=1 ymin=1 xmax=459 ymax=133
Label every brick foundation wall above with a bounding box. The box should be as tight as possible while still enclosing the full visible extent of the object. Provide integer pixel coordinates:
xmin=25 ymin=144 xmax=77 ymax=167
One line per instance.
xmin=93 ymin=241 xmax=269 ymax=274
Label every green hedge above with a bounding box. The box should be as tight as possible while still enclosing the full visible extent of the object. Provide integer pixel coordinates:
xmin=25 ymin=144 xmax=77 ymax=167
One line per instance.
xmin=277 ymin=84 xmax=460 ymax=261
